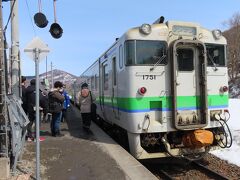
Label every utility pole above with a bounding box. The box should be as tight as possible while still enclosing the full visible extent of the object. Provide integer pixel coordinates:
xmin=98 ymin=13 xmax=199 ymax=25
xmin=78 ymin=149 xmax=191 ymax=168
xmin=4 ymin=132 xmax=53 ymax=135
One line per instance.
xmin=45 ymin=44 xmax=48 ymax=81
xmin=11 ymin=0 xmax=20 ymax=98
xmin=0 ymin=0 xmax=10 ymax=178
xmin=51 ymin=61 xmax=53 ymax=89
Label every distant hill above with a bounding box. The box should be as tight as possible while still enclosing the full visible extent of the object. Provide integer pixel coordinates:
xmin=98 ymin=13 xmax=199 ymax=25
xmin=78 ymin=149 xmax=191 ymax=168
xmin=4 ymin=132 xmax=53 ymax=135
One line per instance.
xmin=26 ymin=69 xmax=79 ymax=91
xmin=39 ymin=69 xmax=78 ymax=85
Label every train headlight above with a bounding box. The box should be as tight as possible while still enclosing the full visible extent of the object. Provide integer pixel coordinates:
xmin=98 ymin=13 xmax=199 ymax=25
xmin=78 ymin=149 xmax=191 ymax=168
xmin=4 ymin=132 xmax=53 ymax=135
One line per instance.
xmin=138 ymin=87 xmax=147 ymax=95
xmin=139 ymin=24 xmax=151 ymax=35
xmin=212 ymin=29 xmax=222 ymax=39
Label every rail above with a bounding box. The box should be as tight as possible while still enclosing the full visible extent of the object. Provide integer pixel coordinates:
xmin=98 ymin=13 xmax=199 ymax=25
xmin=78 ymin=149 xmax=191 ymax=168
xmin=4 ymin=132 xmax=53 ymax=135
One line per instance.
xmin=191 ymin=161 xmax=229 ymax=180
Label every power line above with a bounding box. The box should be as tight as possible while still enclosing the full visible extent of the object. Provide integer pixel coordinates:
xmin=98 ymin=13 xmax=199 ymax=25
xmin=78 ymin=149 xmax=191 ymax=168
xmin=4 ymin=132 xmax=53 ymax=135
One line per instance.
xmin=25 ymin=0 xmax=37 ymax=36
xmin=3 ymin=0 xmax=16 ymax=32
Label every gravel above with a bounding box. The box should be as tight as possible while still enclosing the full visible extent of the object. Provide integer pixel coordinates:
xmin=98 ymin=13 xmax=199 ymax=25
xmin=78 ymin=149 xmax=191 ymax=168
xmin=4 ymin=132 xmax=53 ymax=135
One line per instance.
xmin=145 ymin=153 xmax=240 ymax=180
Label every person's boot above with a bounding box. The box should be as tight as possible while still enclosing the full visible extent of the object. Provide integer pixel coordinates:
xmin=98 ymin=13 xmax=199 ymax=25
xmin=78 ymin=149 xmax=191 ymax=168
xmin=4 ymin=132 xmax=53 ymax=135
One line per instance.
xmin=51 ymin=131 xmax=56 ymax=137
xmin=56 ymin=130 xmax=64 ymax=137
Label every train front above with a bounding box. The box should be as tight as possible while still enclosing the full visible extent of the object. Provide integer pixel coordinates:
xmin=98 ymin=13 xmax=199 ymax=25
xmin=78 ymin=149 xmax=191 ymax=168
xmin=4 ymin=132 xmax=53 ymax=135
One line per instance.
xmin=124 ymin=18 xmax=232 ymax=159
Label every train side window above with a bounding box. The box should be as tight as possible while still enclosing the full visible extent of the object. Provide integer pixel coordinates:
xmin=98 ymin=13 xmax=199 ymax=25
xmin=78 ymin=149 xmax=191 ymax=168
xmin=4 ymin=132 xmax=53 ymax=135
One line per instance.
xmin=91 ymin=76 xmax=94 ymax=90
xmin=112 ymin=57 xmax=117 ymax=86
xmin=87 ymin=79 xmax=90 ymax=86
xmin=177 ymin=49 xmax=194 ymax=71
xmin=95 ymin=74 xmax=98 ymax=90
xmin=125 ymin=40 xmax=135 ymax=65
xmin=119 ymin=45 xmax=123 ymax=69
xmin=103 ymin=64 xmax=109 ymax=90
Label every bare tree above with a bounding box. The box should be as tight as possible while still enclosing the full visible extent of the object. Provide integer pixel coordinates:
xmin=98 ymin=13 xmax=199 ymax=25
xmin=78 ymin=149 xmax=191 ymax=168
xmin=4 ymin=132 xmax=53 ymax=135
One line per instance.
xmin=223 ymin=12 xmax=240 ymax=82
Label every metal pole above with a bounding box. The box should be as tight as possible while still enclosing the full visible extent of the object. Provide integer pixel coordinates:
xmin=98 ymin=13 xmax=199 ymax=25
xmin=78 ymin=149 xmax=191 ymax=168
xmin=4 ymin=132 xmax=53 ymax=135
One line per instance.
xmin=51 ymin=61 xmax=53 ymax=89
xmin=73 ymin=81 xmax=76 ymax=105
xmin=11 ymin=0 xmax=20 ymax=98
xmin=45 ymin=56 xmax=47 ymax=80
xmin=34 ymin=48 xmax=40 ymax=180
xmin=45 ymin=44 xmax=48 ymax=82
xmin=0 ymin=0 xmax=10 ymax=165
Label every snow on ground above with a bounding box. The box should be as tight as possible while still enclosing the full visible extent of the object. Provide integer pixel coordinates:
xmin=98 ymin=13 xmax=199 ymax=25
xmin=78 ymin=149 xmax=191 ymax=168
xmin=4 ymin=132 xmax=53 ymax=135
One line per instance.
xmin=211 ymin=99 xmax=240 ymax=167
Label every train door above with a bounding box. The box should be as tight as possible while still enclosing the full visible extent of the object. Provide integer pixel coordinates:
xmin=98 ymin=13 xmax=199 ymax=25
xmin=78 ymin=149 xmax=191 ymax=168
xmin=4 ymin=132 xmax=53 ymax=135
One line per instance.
xmin=100 ymin=60 xmax=108 ymax=119
xmin=171 ymin=40 xmax=208 ymax=130
xmin=111 ymin=56 xmax=119 ymax=119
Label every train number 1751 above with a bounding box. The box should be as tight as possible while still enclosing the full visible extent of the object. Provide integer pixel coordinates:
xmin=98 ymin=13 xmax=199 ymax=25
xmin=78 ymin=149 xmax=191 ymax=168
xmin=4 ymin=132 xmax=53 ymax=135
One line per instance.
xmin=142 ymin=75 xmax=156 ymax=80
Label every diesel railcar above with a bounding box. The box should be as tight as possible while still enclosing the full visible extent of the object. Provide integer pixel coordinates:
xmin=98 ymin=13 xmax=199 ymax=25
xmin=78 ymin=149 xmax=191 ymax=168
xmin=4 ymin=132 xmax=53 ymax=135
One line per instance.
xmin=76 ymin=17 xmax=232 ymax=159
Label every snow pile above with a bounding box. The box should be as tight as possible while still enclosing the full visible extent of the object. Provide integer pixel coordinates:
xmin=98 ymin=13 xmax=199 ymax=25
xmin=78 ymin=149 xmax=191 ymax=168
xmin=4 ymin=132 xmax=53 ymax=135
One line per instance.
xmin=229 ymin=79 xmax=240 ymax=98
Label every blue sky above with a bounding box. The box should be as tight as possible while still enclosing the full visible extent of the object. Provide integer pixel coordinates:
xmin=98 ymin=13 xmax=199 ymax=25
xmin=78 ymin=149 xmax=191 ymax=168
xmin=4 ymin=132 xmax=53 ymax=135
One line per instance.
xmin=2 ymin=0 xmax=240 ymax=76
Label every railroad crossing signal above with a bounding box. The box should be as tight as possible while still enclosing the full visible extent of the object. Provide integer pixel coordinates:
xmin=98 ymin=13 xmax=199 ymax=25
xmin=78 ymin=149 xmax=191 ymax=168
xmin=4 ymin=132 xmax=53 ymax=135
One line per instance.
xmin=34 ymin=12 xmax=49 ymax=28
xmin=49 ymin=23 xmax=63 ymax=39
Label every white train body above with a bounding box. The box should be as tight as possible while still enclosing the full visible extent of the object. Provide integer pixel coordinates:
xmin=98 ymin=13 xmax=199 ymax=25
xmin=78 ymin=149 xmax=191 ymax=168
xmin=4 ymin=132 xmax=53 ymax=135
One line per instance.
xmin=78 ymin=19 xmax=229 ymax=159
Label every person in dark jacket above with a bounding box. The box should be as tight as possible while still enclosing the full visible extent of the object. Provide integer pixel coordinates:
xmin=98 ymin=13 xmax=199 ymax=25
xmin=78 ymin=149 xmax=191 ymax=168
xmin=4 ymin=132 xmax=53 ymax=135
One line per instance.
xmin=41 ymin=89 xmax=50 ymax=123
xmin=26 ymin=79 xmax=47 ymax=140
xmin=21 ymin=76 xmax=28 ymax=114
xmin=48 ymin=81 xmax=65 ymax=137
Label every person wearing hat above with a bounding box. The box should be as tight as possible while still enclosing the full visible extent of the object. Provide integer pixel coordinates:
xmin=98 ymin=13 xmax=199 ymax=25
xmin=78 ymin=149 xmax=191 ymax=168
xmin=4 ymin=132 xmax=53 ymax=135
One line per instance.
xmin=25 ymin=79 xmax=47 ymax=141
xmin=78 ymin=83 xmax=96 ymax=130
xmin=48 ymin=81 xmax=65 ymax=137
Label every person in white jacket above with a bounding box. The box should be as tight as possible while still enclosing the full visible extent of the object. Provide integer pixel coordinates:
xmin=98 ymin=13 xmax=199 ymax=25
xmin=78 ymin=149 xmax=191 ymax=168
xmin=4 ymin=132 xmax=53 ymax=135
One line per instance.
xmin=78 ymin=83 xmax=96 ymax=130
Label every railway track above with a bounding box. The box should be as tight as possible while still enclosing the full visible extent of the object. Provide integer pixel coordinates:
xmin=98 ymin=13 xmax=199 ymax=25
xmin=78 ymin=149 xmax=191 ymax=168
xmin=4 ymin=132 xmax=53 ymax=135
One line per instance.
xmin=93 ymin=118 xmax=232 ymax=179
xmin=190 ymin=160 xmax=229 ymax=180
xmin=157 ymin=169 xmax=175 ymax=180
xmin=143 ymin=158 xmax=230 ymax=180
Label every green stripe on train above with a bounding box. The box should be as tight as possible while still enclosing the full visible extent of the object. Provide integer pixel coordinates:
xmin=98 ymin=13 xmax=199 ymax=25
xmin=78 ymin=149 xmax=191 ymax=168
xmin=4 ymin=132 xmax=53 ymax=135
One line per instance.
xmin=97 ymin=95 xmax=228 ymax=110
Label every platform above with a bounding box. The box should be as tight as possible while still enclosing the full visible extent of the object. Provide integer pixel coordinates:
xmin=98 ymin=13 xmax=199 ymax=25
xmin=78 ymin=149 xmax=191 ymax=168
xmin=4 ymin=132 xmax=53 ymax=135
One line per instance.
xmin=17 ymin=105 xmax=157 ymax=180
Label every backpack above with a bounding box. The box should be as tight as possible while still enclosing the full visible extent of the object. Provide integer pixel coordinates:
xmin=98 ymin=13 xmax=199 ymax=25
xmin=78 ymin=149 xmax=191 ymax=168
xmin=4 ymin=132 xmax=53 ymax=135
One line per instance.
xmin=48 ymin=92 xmax=63 ymax=113
xmin=90 ymin=91 xmax=97 ymax=120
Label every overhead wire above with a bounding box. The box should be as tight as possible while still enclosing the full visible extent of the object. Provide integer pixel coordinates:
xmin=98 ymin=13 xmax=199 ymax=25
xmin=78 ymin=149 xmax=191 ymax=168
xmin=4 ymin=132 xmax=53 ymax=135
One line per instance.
xmin=4 ymin=0 xmax=37 ymax=37
xmin=25 ymin=0 xmax=37 ymax=36
xmin=3 ymin=0 xmax=16 ymax=32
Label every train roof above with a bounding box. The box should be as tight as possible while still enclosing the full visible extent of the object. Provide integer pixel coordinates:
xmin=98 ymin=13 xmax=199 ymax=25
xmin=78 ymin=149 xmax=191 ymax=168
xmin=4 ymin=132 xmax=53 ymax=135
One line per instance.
xmin=123 ymin=20 xmax=226 ymax=44
xmin=80 ymin=19 xmax=227 ymax=76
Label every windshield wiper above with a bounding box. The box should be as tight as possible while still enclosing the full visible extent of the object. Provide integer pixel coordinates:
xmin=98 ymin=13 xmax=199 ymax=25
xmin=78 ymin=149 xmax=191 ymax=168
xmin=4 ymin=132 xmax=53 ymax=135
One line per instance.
xmin=207 ymin=53 xmax=218 ymax=71
xmin=150 ymin=55 xmax=166 ymax=71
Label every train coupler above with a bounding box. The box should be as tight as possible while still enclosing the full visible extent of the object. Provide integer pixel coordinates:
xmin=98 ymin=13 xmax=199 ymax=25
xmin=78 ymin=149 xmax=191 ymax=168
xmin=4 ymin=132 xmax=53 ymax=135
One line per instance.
xmin=182 ymin=129 xmax=214 ymax=148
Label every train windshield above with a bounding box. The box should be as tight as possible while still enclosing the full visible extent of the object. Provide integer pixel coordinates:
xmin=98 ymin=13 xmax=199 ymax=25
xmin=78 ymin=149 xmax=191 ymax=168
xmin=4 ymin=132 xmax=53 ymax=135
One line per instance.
xmin=125 ymin=40 xmax=167 ymax=65
xmin=206 ymin=44 xmax=226 ymax=67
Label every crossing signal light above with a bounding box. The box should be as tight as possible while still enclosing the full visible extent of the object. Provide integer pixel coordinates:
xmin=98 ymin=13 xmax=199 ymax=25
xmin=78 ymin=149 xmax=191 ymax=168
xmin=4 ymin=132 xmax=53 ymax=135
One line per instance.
xmin=49 ymin=23 xmax=63 ymax=39
xmin=34 ymin=12 xmax=48 ymax=28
